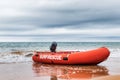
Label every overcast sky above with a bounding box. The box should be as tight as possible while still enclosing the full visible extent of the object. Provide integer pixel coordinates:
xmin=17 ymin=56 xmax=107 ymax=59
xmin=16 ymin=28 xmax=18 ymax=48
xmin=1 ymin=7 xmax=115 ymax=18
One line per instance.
xmin=0 ymin=0 xmax=120 ymax=42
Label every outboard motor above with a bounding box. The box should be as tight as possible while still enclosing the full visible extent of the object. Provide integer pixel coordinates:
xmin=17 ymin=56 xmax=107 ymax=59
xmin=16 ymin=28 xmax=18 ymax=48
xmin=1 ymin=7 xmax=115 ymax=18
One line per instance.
xmin=50 ymin=42 xmax=57 ymax=52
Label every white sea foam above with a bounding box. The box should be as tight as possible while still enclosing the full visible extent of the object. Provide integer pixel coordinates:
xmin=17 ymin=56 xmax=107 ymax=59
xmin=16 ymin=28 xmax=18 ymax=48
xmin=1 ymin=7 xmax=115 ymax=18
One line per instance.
xmin=0 ymin=53 xmax=32 ymax=63
xmin=109 ymin=48 xmax=120 ymax=57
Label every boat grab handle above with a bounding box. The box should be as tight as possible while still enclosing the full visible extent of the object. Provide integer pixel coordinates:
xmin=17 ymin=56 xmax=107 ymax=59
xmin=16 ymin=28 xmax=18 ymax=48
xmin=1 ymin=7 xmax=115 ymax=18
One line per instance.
xmin=63 ymin=57 xmax=68 ymax=60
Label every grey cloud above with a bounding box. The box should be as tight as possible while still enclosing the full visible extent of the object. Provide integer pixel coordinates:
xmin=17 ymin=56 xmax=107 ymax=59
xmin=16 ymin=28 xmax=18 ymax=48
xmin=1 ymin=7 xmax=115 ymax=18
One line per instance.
xmin=0 ymin=0 xmax=120 ymax=41
xmin=1 ymin=6 xmax=120 ymax=29
xmin=0 ymin=24 xmax=36 ymax=31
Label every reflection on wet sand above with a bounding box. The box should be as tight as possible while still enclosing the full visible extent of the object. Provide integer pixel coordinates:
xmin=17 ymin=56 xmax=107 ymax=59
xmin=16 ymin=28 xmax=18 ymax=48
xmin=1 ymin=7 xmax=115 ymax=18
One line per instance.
xmin=32 ymin=63 xmax=109 ymax=80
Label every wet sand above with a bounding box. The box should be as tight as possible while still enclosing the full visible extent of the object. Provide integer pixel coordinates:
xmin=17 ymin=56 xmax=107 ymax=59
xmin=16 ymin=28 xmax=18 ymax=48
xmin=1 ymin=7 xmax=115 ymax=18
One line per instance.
xmin=0 ymin=57 xmax=120 ymax=80
xmin=92 ymin=75 xmax=120 ymax=80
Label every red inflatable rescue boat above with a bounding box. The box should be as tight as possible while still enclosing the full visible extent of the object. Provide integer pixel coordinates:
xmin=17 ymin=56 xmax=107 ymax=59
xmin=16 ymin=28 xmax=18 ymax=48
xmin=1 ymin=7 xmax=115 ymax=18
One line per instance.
xmin=32 ymin=47 xmax=110 ymax=65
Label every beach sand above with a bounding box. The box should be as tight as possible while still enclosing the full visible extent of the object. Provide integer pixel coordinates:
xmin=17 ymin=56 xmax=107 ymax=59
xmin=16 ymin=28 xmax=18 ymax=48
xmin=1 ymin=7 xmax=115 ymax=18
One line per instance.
xmin=0 ymin=62 xmax=51 ymax=80
xmin=0 ymin=57 xmax=120 ymax=80
xmin=92 ymin=75 xmax=120 ymax=80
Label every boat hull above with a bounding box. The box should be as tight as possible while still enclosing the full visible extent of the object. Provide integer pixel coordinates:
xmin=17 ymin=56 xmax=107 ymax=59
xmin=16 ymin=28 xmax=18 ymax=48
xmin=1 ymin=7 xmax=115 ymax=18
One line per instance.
xmin=32 ymin=47 xmax=110 ymax=65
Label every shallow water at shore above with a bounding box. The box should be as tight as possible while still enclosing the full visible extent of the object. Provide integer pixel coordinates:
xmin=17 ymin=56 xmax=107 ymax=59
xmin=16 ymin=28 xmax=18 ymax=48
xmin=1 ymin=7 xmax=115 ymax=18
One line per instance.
xmin=0 ymin=42 xmax=120 ymax=63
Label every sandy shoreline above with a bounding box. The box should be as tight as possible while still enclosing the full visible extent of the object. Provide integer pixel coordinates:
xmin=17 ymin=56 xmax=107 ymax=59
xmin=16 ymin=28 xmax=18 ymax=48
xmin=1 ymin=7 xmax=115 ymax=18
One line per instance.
xmin=0 ymin=57 xmax=120 ymax=80
xmin=92 ymin=75 xmax=120 ymax=80
xmin=0 ymin=62 xmax=50 ymax=80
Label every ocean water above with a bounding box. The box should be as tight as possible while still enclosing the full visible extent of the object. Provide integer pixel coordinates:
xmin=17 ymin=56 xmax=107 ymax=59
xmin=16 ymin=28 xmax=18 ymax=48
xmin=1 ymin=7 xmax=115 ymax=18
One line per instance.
xmin=0 ymin=42 xmax=120 ymax=63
